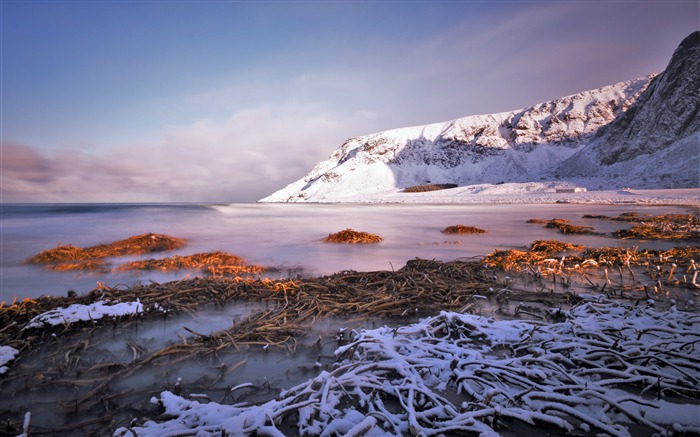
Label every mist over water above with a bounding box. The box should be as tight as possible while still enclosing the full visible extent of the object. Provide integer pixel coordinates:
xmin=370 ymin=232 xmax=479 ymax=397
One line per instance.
xmin=1 ymin=202 xmax=696 ymax=435
xmin=0 ymin=202 xmax=686 ymax=300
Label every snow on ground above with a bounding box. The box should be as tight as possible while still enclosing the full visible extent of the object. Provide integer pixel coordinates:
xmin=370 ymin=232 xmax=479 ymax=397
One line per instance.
xmin=115 ymin=298 xmax=700 ymax=437
xmin=302 ymin=185 xmax=700 ymax=205
xmin=0 ymin=300 xmax=147 ymax=374
xmin=0 ymin=346 xmax=19 ymax=375
xmin=25 ymin=300 xmax=144 ymax=330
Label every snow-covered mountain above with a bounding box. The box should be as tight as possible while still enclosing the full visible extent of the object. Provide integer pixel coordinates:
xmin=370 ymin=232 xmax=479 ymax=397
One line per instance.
xmin=260 ymin=32 xmax=699 ymax=203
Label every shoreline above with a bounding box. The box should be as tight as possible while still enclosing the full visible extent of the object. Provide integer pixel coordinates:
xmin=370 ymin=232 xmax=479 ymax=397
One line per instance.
xmin=2 ymin=248 xmax=699 ymax=436
xmin=259 ymin=187 xmax=700 ymax=206
xmin=1 ymin=209 xmax=698 ymax=436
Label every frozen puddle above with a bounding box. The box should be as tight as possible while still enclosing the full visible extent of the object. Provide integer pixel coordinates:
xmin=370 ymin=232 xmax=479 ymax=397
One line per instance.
xmin=0 ymin=302 xmax=385 ymax=436
xmin=115 ymin=298 xmax=700 ymax=437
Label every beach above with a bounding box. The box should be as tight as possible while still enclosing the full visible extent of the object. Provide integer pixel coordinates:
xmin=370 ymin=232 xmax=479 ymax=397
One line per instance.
xmin=0 ymin=199 xmax=698 ymax=436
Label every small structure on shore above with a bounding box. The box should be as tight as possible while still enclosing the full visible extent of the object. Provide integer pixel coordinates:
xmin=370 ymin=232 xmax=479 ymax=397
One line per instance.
xmin=555 ymin=186 xmax=587 ymax=193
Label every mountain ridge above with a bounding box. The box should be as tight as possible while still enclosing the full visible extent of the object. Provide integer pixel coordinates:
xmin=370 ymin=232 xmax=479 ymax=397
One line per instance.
xmin=260 ymin=32 xmax=699 ymax=203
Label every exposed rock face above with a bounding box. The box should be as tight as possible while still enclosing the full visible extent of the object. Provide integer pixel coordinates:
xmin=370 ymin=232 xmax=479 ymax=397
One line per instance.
xmin=594 ymin=31 xmax=699 ymax=165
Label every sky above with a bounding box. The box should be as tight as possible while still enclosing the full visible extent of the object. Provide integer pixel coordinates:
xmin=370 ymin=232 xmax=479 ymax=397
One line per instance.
xmin=1 ymin=1 xmax=697 ymax=203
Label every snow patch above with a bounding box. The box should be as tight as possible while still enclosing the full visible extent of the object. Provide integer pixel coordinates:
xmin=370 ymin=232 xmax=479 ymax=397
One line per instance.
xmin=0 ymin=346 xmax=19 ymax=375
xmin=26 ymin=300 xmax=144 ymax=330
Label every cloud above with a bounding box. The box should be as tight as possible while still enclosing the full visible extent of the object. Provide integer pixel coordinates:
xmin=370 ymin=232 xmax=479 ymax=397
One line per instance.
xmin=4 ymin=2 xmax=694 ymax=203
xmin=1 ymin=105 xmax=376 ymax=203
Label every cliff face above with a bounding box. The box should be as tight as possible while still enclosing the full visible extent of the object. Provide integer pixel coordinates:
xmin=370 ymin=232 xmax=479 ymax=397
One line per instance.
xmin=594 ymin=31 xmax=699 ymax=165
xmin=260 ymin=32 xmax=699 ymax=203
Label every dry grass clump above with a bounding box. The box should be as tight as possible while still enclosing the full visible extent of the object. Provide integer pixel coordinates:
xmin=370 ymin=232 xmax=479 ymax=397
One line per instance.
xmin=483 ymin=249 xmax=542 ymax=270
xmin=26 ymin=245 xmax=93 ymax=264
xmin=580 ymin=247 xmax=651 ymax=267
xmin=403 ymin=183 xmax=457 ymax=193
xmin=529 ymin=240 xmax=584 ymax=254
xmin=610 ymin=212 xmax=652 ymax=222
xmin=615 ymin=222 xmax=699 ymax=240
xmin=528 ymin=218 xmax=596 ymax=234
xmin=485 ymin=244 xmax=649 ymax=273
xmin=544 ymin=218 xmax=596 ymax=235
xmin=119 ymin=251 xmax=265 ymax=277
xmin=441 ymin=224 xmax=487 ymax=234
xmin=483 ymin=240 xmax=582 ymax=271
xmin=322 ymin=229 xmax=383 ymax=244
xmin=584 ymin=212 xmax=699 ymax=240
xmin=27 ymin=233 xmax=186 ymax=264
xmin=526 ymin=218 xmax=549 ymax=224
xmin=95 ymin=233 xmax=186 ymax=256
xmin=660 ymin=246 xmax=700 ymax=259
xmin=616 ymin=224 xmax=670 ymax=240
xmin=44 ymin=260 xmax=111 ymax=273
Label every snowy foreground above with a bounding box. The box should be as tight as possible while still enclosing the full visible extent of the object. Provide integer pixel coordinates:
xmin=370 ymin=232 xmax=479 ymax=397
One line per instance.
xmin=113 ymin=298 xmax=700 ymax=437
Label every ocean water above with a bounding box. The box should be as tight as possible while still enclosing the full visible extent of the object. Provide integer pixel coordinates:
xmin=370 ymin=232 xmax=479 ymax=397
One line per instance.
xmin=0 ymin=202 xmax=696 ymax=435
xmin=0 ymin=202 xmax=687 ymax=300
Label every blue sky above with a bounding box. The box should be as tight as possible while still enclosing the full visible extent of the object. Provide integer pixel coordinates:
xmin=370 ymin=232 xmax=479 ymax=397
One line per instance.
xmin=1 ymin=1 xmax=697 ymax=202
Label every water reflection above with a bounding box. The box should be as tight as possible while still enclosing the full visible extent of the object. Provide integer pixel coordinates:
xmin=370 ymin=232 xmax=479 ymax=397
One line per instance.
xmin=2 ymin=203 xmax=691 ymax=299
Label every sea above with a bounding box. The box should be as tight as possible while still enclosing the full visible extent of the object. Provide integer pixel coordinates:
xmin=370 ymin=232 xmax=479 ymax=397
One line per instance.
xmin=0 ymin=202 xmax=689 ymax=301
xmin=1 ymin=201 xmax=696 ymax=435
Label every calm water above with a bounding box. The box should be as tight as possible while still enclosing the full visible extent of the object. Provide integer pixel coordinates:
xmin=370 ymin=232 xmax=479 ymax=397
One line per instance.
xmin=0 ymin=202 xmax=696 ymax=435
xmin=0 ymin=202 xmax=689 ymax=300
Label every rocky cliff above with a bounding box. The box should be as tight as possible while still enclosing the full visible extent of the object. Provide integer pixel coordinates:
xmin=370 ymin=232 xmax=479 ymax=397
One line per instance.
xmin=554 ymin=31 xmax=699 ymax=189
xmin=594 ymin=31 xmax=699 ymax=165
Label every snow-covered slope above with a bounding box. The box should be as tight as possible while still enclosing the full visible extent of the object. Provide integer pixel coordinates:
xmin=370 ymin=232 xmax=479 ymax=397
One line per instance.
xmin=260 ymin=32 xmax=698 ymax=203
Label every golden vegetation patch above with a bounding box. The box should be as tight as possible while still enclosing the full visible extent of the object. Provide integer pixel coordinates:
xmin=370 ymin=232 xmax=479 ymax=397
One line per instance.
xmin=484 ymin=237 xmax=700 ymax=294
xmin=615 ymin=223 xmax=699 ymax=240
xmin=119 ymin=251 xmax=265 ymax=277
xmin=482 ymin=249 xmax=540 ymax=270
xmin=44 ymin=260 xmax=111 ymax=273
xmin=584 ymin=212 xmax=699 ymax=240
xmin=321 ymin=229 xmax=383 ymax=244
xmin=529 ymin=240 xmax=584 ymax=253
xmin=544 ymin=218 xmax=596 ymax=235
xmin=26 ymin=233 xmax=186 ymax=264
xmin=527 ymin=218 xmax=596 ymax=234
xmin=402 ymin=183 xmax=457 ymax=193
xmin=526 ymin=218 xmax=549 ymax=224
xmin=441 ymin=224 xmax=487 ymax=234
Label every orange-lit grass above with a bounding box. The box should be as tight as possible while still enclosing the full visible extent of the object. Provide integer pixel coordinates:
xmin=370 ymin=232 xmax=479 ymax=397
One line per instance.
xmin=544 ymin=219 xmax=596 ymax=235
xmin=45 ymin=260 xmax=111 ymax=273
xmin=528 ymin=218 xmax=597 ymax=235
xmin=26 ymin=233 xmax=186 ymax=264
xmin=529 ymin=240 xmax=584 ymax=254
xmin=585 ymin=212 xmax=699 ymax=240
xmin=441 ymin=224 xmax=487 ymax=234
xmin=118 ymin=251 xmax=265 ymax=277
xmin=322 ymin=229 xmax=383 ymax=244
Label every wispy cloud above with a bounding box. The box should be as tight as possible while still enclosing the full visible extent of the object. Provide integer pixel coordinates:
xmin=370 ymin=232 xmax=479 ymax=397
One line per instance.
xmin=2 ymin=1 xmax=696 ymax=203
xmin=1 ymin=105 xmax=376 ymax=202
